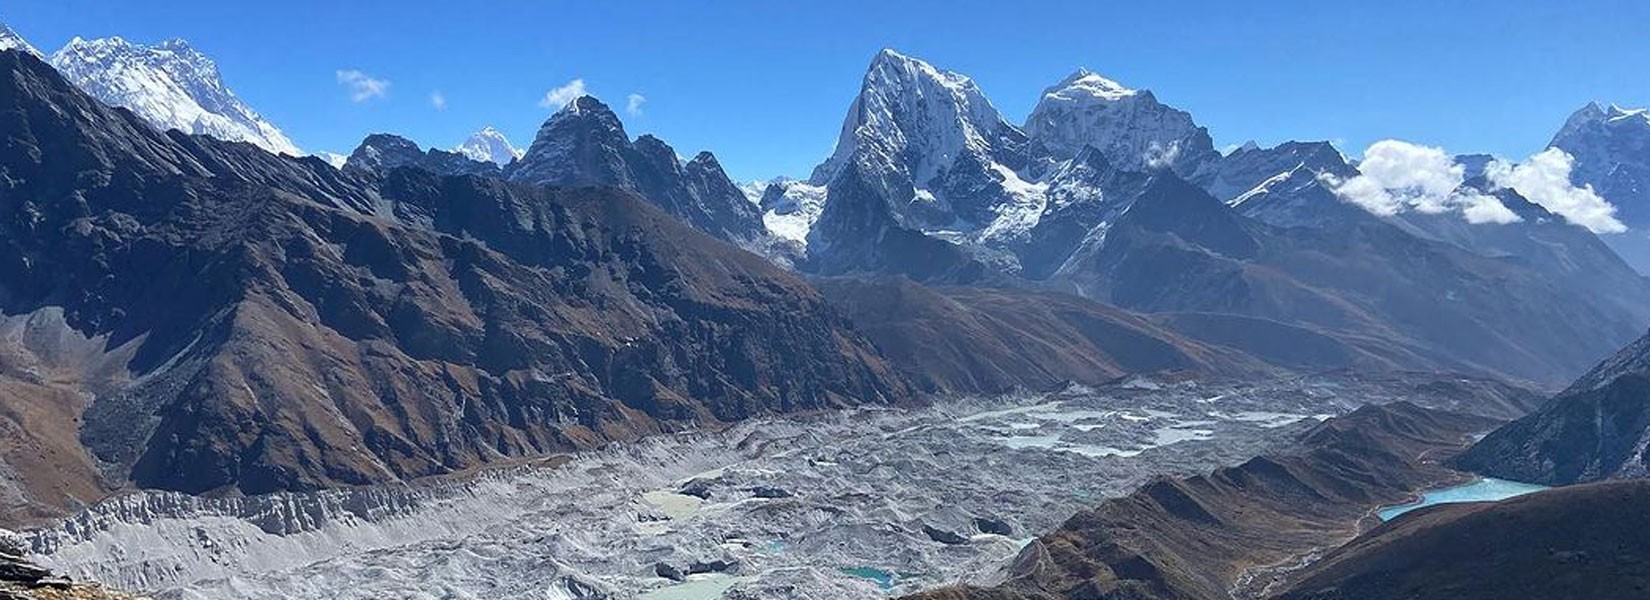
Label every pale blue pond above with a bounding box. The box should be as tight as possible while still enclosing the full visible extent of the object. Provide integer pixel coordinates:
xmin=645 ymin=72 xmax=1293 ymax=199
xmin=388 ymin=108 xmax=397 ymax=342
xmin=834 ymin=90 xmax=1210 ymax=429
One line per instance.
xmin=840 ymin=567 xmax=896 ymax=590
xmin=1377 ymin=477 xmax=1549 ymax=521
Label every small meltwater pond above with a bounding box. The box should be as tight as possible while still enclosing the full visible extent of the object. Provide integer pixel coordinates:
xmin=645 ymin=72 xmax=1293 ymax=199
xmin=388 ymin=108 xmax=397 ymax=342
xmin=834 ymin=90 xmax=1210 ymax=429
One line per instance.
xmin=1377 ymin=477 xmax=1550 ymax=521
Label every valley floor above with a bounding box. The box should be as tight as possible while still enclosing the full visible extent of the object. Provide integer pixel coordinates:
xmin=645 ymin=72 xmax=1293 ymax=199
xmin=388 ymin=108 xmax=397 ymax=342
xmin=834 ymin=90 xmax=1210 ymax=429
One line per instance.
xmin=23 ymin=374 xmax=1509 ymax=600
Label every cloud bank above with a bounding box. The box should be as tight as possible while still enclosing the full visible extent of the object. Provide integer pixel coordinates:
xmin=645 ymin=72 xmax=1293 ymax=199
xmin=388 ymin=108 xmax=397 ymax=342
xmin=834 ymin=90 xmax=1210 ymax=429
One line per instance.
xmin=1486 ymin=148 xmax=1626 ymax=234
xmin=1327 ymin=140 xmax=1520 ymax=225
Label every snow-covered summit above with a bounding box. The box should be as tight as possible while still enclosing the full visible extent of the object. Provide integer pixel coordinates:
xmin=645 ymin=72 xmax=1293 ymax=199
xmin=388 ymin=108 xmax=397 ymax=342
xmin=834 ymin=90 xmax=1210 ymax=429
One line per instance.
xmin=454 ymin=126 xmax=523 ymax=167
xmin=48 ymin=35 xmax=301 ymax=156
xmin=0 ymin=22 xmax=40 ymax=57
xmin=1044 ymin=68 xmax=1137 ymax=101
xmin=1024 ymin=68 xmax=1215 ymax=175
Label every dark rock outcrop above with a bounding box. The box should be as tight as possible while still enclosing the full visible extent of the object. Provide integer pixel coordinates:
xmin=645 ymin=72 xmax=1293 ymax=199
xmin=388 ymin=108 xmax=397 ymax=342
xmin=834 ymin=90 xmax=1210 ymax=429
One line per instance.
xmin=0 ymin=538 xmax=135 ymax=599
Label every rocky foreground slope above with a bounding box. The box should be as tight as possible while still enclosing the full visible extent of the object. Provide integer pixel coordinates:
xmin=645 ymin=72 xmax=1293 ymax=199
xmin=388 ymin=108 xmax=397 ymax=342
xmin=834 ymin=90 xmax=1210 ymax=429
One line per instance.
xmin=904 ymin=402 xmax=1502 ymax=600
xmin=1274 ymin=479 xmax=1650 ymax=600
xmin=0 ymin=48 xmax=907 ymax=523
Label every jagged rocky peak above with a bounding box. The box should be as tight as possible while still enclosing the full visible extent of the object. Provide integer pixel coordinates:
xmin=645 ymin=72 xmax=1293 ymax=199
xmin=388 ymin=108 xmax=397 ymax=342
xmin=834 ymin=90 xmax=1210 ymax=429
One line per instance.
xmin=507 ymin=95 xmax=634 ymax=187
xmin=507 ymin=95 xmax=766 ymax=244
xmin=343 ymin=132 xmax=499 ymax=177
xmin=454 ymin=126 xmax=523 ymax=167
xmin=1024 ymin=66 xmax=1216 ymax=176
xmin=0 ymin=22 xmax=39 ymax=57
xmin=810 ymin=48 xmax=1026 ymax=187
xmin=47 ymin=34 xmax=302 ymax=156
xmin=343 ymin=133 xmax=425 ymax=172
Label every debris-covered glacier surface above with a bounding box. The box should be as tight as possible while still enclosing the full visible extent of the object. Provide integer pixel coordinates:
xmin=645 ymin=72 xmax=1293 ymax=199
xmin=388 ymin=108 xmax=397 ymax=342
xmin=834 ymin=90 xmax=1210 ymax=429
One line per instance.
xmin=27 ymin=375 xmax=1486 ymax=599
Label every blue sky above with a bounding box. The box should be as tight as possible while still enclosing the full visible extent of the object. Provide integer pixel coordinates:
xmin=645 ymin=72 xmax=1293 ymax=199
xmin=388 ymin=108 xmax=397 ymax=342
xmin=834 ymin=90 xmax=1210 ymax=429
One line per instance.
xmin=8 ymin=1 xmax=1650 ymax=181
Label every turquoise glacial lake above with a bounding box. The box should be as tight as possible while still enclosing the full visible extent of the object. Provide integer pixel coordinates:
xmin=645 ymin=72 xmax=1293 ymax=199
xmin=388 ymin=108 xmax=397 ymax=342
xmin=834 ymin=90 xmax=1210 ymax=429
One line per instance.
xmin=1377 ymin=477 xmax=1549 ymax=521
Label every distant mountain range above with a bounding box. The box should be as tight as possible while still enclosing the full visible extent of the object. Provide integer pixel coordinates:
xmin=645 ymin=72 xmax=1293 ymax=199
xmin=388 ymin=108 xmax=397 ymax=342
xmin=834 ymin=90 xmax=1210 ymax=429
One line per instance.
xmin=784 ymin=49 xmax=1650 ymax=385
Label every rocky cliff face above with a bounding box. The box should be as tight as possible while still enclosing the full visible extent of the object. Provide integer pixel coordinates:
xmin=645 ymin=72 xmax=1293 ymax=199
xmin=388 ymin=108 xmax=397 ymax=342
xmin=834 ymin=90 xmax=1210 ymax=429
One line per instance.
xmin=1457 ymin=330 xmax=1650 ymax=484
xmin=0 ymin=49 xmax=908 ymax=516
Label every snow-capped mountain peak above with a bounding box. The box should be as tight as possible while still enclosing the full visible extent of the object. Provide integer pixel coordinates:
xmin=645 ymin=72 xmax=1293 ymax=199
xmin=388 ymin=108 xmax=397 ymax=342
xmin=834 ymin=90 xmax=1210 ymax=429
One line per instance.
xmin=48 ymin=35 xmax=302 ymax=156
xmin=454 ymin=126 xmax=524 ymax=167
xmin=0 ymin=22 xmax=40 ymax=57
xmin=1024 ymin=67 xmax=1215 ymax=175
xmin=810 ymin=48 xmax=1024 ymax=188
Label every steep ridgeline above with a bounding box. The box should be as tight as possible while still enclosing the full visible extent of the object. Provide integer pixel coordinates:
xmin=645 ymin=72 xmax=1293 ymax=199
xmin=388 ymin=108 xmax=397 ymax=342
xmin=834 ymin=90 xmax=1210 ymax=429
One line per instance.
xmin=505 ymin=96 xmax=769 ymax=252
xmin=798 ymin=49 xmax=1650 ymax=385
xmin=905 ymin=402 xmax=1503 ymax=600
xmin=0 ymin=23 xmax=38 ymax=57
xmin=1549 ymin=102 xmax=1650 ymax=273
xmin=0 ymin=49 xmax=908 ymax=522
xmin=342 ymin=133 xmax=502 ymax=178
xmin=47 ymin=35 xmax=302 ymax=156
xmin=1273 ymin=479 xmax=1650 ymax=600
xmin=1457 ymin=330 xmax=1650 ymax=484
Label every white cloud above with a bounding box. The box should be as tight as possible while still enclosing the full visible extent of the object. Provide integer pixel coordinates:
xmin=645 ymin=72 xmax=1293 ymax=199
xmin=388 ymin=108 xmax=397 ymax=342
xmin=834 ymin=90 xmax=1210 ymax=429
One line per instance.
xmin=626 ymin=93 xmax=646 ymax=116
xmin=336 ymin=69 xmax=390 ymax=102
xmin=430 ymin=91 xmax=447 ymax=111
xmin=539 ymin=78 xmax=588 ymax=109
xmin=1328 ymin=140 xmax=1520 ymax=224
xmin=1486 ymin=148 xmax=1626 ymax=234
xmin=1457 ymin=189 xmax=1523 ymax=225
